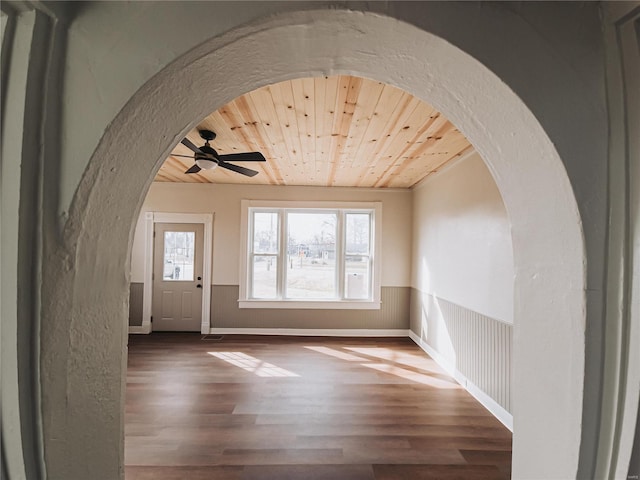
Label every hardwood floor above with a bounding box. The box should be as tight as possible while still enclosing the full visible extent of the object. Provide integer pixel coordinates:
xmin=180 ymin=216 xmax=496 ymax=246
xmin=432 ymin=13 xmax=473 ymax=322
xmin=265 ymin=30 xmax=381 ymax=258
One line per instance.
xmin=126 ymin=334 xmax=511 ymax=479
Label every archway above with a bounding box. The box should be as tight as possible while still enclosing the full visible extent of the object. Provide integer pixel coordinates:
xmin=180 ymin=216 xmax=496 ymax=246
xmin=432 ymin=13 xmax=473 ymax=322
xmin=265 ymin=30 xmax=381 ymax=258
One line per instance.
xmin=42 ymin=9 xmax=586 ymax=479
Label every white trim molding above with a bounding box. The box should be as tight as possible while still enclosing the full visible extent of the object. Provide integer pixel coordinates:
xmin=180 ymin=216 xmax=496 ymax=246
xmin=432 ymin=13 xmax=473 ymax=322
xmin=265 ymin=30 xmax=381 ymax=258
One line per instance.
xmin=209 ymin=328 xmax=410 ymax=337
xmin=143 ymin=212 xmax=214 ymax=334
xmin=596 ymin=6 xmax=640 ymax=479
xmin=128 ymin=325 xmax=151 ymax=334
xmin=140 ymin=212 xmax=154 ymax=333
xmin=409 ymin=331 xmax=514 ymax=431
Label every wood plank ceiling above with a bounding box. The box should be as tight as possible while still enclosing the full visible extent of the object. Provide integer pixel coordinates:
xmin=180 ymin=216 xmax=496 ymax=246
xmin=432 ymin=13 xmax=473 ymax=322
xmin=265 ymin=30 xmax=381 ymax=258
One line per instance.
xmin=156 ymin=75 xmax=474 ymax=188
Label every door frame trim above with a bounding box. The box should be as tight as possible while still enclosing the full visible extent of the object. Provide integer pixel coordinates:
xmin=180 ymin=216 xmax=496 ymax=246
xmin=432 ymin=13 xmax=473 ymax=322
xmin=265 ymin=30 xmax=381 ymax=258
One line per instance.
xmin=141 ymin=212 xmax=213 ymax=334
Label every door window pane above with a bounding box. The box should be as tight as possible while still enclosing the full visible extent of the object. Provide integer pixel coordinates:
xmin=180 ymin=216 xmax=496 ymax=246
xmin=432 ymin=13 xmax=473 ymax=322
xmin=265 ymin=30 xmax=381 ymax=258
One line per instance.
xmin=286 ymin=212 xmax=336 ymax=299
xmin=252 ymin=256 xmax=277 ymax=298
xmin=163 ymin=231 xmax=195 ymax=281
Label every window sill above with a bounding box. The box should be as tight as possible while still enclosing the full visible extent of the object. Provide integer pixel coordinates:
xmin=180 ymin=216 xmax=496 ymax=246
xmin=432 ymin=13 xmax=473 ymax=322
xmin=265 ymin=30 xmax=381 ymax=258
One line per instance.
xmin=238 ymin=300 xmax=381 ymax=310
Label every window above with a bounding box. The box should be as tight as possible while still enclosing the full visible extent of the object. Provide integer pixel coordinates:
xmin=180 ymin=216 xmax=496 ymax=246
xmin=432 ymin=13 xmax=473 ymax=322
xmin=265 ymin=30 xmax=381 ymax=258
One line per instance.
xmin=163 ymin=231 xmax=195 ymax=281
xmin=240 ymin=201 xmax=381 ymax=309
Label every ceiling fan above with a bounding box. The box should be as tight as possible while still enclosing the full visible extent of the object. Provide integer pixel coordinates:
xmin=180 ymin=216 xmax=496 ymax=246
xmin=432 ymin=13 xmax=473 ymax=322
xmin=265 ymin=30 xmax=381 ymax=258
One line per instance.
xmin=172 ymin=129 xmax=266 ymax=177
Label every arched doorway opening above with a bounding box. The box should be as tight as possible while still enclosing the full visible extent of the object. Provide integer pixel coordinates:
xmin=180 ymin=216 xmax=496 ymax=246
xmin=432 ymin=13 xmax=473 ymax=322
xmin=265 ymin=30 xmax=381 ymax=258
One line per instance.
xmin=43 ymin=9 xmax=586 ymax=479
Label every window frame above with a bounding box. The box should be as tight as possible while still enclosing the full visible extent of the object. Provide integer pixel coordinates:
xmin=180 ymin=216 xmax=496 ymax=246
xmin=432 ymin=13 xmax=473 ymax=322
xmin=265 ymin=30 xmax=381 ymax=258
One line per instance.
xmin=239 ymin=200 xmax=382 ymax=309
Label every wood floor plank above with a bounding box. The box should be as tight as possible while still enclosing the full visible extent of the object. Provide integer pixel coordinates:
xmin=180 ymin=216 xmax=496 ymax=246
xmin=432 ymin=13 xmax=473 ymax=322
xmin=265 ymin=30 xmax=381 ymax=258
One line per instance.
xmin=126 ymin=466 xmax=244 ymax=480
xmin=241 ymin=464 xmax=375 ymax=480
xmin=372 ymin=464 xmax=508 ymax=480
xmin=256 ymin=413 xmax=500 ymax=427
xmin=126 ymin=333 xmax=512 ymax=479
xmin=221 ymin=448 xmax=344 ymax=465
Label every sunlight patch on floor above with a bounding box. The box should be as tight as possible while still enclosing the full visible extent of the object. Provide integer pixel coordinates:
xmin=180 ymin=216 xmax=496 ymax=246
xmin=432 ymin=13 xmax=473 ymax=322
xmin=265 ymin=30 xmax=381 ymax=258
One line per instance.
xmin=208 ymin=352 xmax=299 ymax=377
xmin=303 ymin=345 xmax=368 ymax=362
xmin=346 ymin=346 xmax=444 ymax=375
xmin=363 ymin=363 xmax=460 ymax=389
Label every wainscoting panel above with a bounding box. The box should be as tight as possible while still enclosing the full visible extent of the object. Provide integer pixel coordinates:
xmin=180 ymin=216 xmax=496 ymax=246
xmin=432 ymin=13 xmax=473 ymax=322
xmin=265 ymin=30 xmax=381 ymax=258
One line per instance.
xmin=211 ymin=285 xmax=410 ymax=330
xmin=410 ymin=289 xmax=512 ymax=413
xmin=129 ymin=283 xmax=144 ymax=326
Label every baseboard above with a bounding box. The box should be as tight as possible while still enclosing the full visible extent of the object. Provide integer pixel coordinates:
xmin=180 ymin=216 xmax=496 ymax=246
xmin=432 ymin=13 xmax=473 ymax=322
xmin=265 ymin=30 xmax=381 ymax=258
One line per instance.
xmin=209 ymin=328 xmax=410 ymax=337
xmin=128 ymin=325 xmax=151 ymax=334
xmin=457 ymin=371 xmax=513 ymax=431
xmin=408 ymin=330 xmax=513 ymax=431
xmin=408 ymin=331 xmax=457 ymax=376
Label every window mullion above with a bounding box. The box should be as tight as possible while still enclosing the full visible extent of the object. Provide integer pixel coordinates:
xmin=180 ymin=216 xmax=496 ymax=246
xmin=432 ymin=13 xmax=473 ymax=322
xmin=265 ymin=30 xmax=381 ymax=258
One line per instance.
xmin=248 ymin=211 xmax=255 ymax=298
xmin=337 ymin=210 xmax=345 ymax=300
xmin=278 ymin=209 xmax=286 ymax=300
xmin=367 ymin=212 xmax=374 ymax=299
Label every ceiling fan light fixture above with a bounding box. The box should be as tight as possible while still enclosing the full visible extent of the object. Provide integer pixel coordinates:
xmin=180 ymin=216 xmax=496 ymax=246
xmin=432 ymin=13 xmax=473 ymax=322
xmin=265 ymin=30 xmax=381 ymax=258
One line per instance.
xmin=195 ymin=158 xmax=217 ymax=170
xmin=181 ymin=130 xmax=263 ymax=177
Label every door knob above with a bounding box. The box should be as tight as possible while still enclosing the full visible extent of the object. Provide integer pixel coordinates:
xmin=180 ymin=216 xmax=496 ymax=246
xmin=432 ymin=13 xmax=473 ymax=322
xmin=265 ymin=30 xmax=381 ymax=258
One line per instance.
xmin=196 ymin=284 xmax=202 ymax=289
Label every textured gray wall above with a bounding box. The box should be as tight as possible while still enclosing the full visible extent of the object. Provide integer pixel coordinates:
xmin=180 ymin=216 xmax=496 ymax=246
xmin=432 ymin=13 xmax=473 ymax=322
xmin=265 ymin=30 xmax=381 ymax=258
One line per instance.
xmin=128 ymin=283 xmax=144 ymax=326
xmin=211 ymin=285 xmax=410 ymax=330
xmin=410 ymin=288 xmax=512 ymax=412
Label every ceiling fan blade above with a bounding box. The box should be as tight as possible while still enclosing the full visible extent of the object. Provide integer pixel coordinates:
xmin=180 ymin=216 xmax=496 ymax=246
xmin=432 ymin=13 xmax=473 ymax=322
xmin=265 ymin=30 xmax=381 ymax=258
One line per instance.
xmin=171 ymin=154 xmax=195 ymax=158
xmin=218 ymin=152 xmax=266 ymax=162
xmin=181 ymin=137 xmax=202 ymax=153
xmin=185 ymin=164 xmax=201 ymax=174
xmin=218 ymin=161 xmax=259 ymax=177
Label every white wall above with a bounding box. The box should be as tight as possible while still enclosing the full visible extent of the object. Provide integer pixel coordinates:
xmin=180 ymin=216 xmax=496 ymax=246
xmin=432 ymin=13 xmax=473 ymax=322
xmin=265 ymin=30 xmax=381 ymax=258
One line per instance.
xmin=132 ymin=183 xmax=412 ymax=287
xmin=412 ymin=152 xmax=513 ymax=323
xmin=409 ymin=151 xmax=515 ymax=428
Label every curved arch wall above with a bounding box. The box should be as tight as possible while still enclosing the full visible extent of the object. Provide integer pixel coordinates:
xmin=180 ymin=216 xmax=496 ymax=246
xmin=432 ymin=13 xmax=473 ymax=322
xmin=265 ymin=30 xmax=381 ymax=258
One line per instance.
xmin=4 ymin=3 xmax=620 ymax=479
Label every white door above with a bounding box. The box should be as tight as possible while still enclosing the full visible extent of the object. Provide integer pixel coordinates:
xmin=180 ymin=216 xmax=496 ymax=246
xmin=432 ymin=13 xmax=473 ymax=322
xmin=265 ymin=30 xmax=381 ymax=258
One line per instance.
xmin=152 ymin=223 xmax=204 ymax=331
